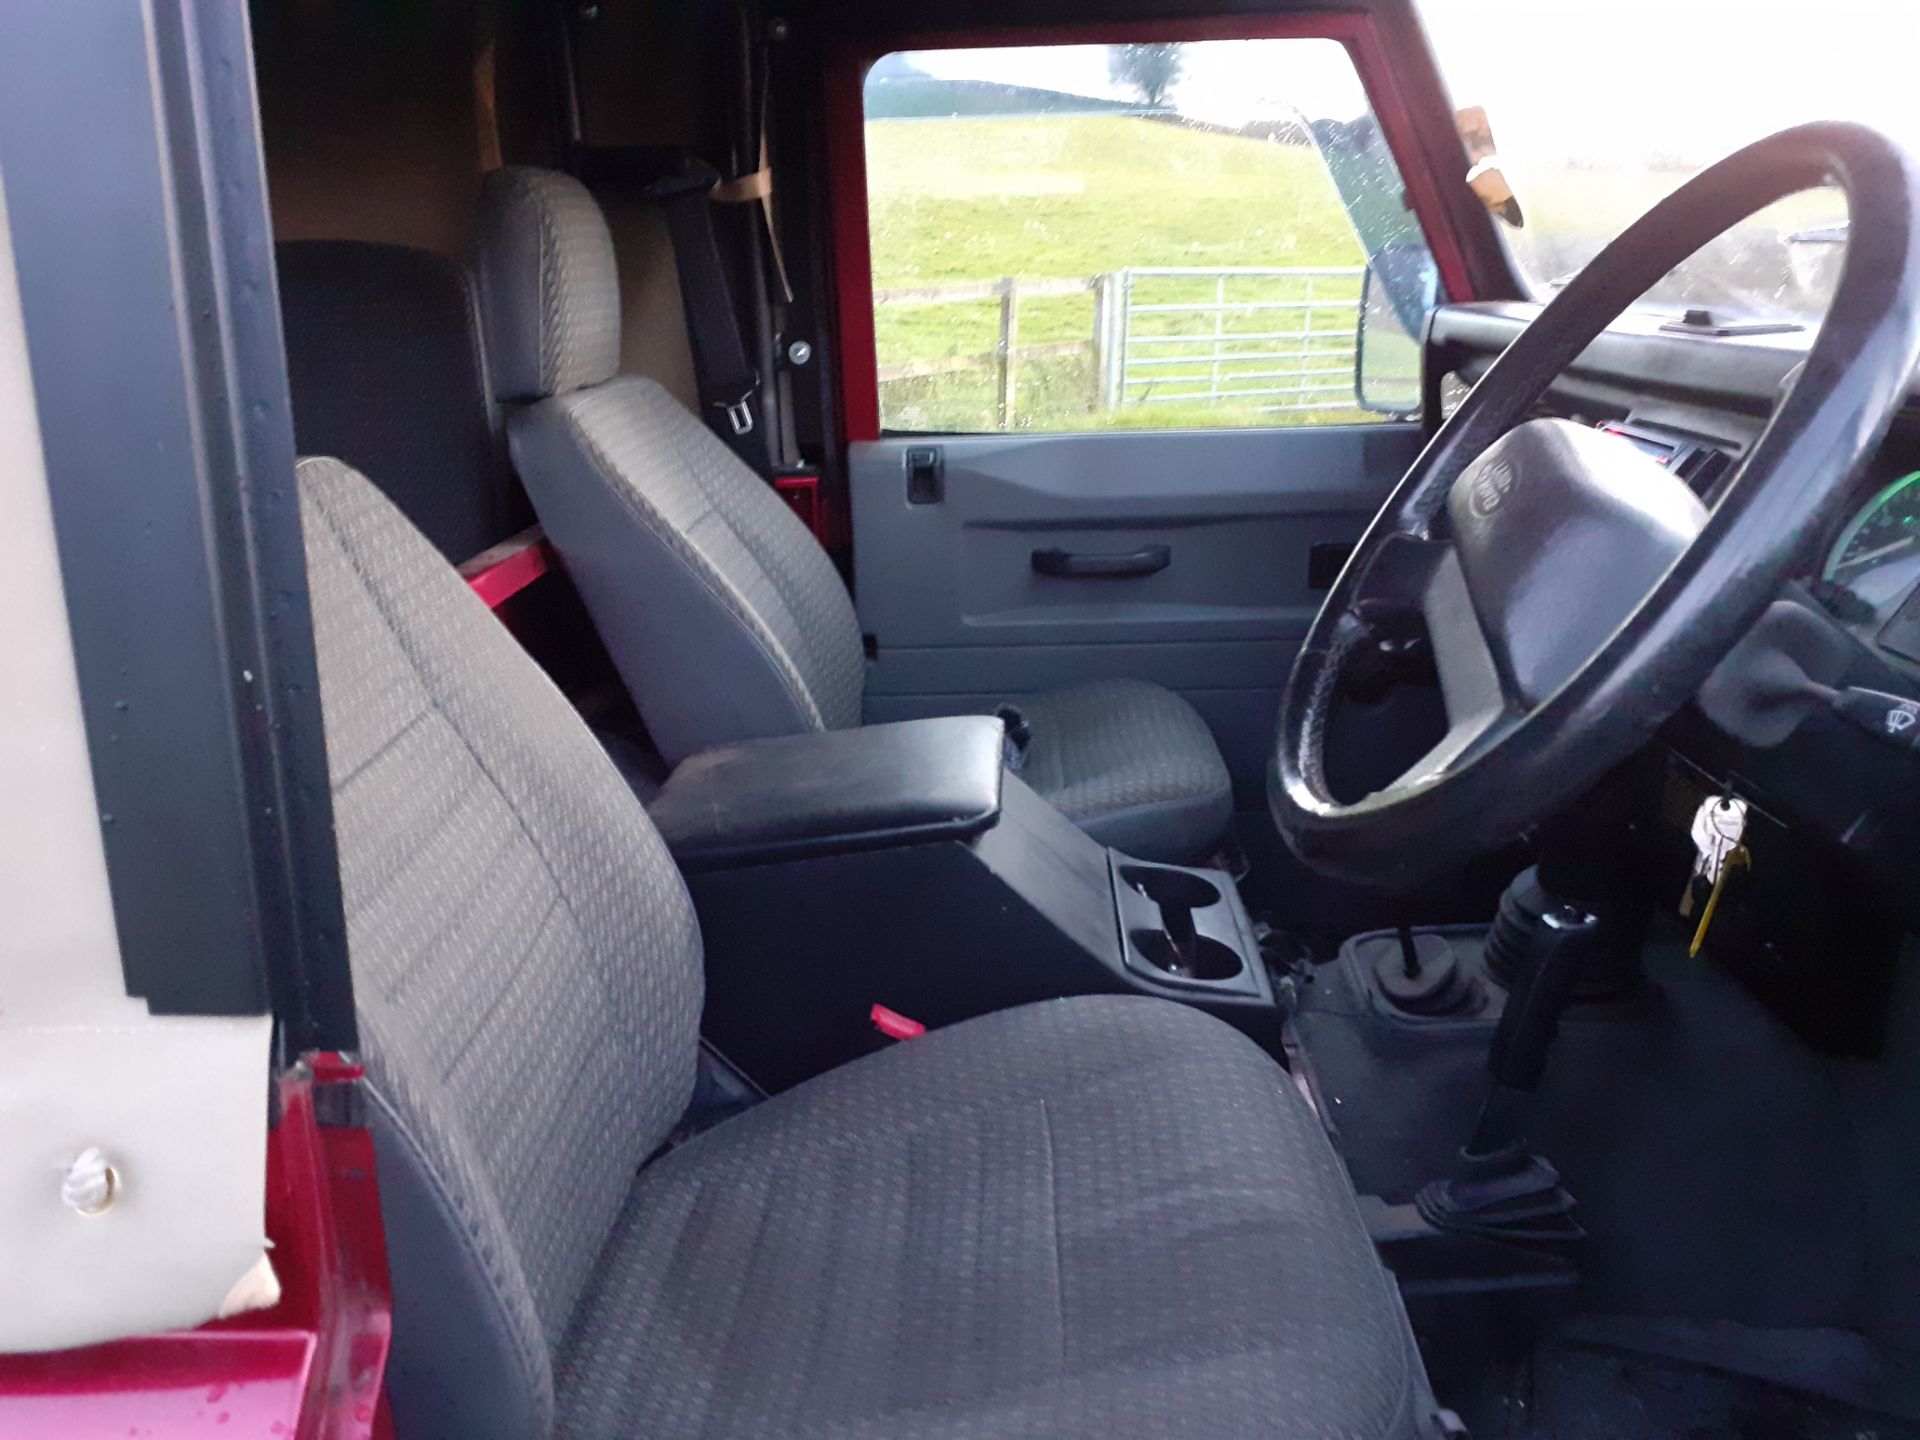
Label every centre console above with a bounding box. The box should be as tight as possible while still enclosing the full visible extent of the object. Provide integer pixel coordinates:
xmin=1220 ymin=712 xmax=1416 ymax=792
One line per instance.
xmin=649 ymin=716 xmax=1276 ymax=1091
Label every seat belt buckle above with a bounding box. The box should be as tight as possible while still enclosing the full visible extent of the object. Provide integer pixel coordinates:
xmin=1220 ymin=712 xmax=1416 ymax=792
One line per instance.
xmin=721 ymin=394 xmax=755 ymax=435
xmin=994 ymin=704 xmax=1032 ymax=773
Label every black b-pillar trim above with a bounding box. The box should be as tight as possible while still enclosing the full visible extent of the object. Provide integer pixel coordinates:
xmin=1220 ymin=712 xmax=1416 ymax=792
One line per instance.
xmin=0 ymin=2 xmax=354 ymax=1051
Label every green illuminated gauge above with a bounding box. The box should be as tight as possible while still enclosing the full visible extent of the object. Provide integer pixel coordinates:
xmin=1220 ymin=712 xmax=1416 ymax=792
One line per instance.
xmin=1824 ymin=470 xmax=1920 ymax=617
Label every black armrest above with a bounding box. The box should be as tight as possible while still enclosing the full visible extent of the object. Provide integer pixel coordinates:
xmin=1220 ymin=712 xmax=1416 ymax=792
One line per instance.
xmin=650 ymin=716 xmax=1005 ymax=872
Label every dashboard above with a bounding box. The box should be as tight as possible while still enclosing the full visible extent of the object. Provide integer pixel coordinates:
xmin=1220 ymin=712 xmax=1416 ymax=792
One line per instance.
xmin=1426 ymin=302 xmax=1920 ymax=1054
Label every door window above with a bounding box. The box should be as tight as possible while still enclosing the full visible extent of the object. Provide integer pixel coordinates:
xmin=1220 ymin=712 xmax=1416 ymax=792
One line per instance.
xmin=861 ymin=37 xmax=1439 ymax=434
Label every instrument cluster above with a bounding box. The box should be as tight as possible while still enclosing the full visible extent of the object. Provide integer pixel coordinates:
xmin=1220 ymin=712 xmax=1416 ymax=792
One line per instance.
xmin=1816 ymin=467 xmax=1920 ymax=665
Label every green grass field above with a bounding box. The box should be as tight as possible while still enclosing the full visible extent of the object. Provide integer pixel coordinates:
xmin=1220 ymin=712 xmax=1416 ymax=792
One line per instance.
xmin=864 ymin=114 xmax=1373 ymax=432
xmin=862 ymin=114 xmax=1843 ymax=433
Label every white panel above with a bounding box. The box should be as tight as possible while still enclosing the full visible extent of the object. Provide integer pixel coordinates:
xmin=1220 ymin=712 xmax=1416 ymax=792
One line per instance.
xmin=0 ymin=171 xmax=273 ymax=1352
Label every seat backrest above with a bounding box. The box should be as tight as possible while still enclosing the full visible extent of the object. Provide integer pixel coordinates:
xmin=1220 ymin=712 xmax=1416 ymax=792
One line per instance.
xmin=299 ymin=454 xmax=703 ymax=1440
xmin=277 ymin=240 xmax=516 ymax=562
xmin=472 ymin=166 xmax=864 ymax=765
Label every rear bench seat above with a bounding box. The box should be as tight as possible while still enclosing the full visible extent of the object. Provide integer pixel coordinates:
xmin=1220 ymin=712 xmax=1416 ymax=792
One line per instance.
xmin=276 ymin=239 xmax=523 ymax=563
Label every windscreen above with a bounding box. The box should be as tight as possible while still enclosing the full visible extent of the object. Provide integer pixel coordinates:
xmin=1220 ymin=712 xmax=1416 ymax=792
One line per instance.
xmin=1420 ymin=0 xmax=1920 ymax=321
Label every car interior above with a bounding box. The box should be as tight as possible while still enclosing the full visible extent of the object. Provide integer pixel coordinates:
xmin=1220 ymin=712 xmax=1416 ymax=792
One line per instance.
xmin=6 ymin=1 xmax=1920 ymax=1437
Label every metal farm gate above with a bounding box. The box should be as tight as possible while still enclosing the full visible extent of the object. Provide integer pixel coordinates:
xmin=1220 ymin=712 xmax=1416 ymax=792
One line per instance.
xmin=1108 ymin=266 xmax=1365 ymax=415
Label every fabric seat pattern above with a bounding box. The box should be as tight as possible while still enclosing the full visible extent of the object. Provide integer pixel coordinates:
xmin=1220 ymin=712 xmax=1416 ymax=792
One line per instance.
xmin=510 ymin=373 xmax=866 ymax=752
xmin=299 ymin=453 xmax=1436 ymax=1440
xmin=474 ymin=165 xmax=1235 ymax=861
xmin=1014 ymin=678 xmax=1236 ymax=860
xmin=301 ymin=455 xmax=703 ymax=1439
xmin=554 ymin=997 xmax=1425 ymax=1440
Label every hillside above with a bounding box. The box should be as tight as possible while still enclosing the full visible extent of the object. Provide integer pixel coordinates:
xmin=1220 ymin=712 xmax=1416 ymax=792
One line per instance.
xmin=864 ymin=77 xmax=1141 ymax=120
xmin=865 ymin=113 xmax=1364 ymax=284
xmin=864 ymin=113 xmax=1371 ymax=430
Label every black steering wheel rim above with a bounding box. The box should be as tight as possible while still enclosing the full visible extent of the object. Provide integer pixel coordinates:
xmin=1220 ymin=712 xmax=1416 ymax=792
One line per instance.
xmin=1270 ymin=122 xmax=1920 ymax=890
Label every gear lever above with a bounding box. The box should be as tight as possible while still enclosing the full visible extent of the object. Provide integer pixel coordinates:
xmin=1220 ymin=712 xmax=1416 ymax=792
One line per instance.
xmin=1373 ymin=919 xmax=1477 ymax=1015
xmin=1416 ymin=901 xmax=1595 ymax=1242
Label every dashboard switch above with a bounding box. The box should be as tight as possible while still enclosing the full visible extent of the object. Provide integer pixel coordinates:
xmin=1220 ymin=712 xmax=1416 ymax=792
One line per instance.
xmin=1833 ymin=687 xmax=1920 ymax=753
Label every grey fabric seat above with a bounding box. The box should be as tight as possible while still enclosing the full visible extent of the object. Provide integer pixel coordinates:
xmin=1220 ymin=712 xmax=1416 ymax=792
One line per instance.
xmin=298 ymin=453 xmax=1439 ymax=1440
xmin=555 ymin=997 xmax=1428 ymax=1440
xmin=472 ymin=165 xmax=1233 ymax=862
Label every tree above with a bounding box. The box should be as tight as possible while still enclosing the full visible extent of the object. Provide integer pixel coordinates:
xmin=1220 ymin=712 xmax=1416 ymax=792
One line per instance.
xmin=1107 ymin=43 xmax=1184 ymax=109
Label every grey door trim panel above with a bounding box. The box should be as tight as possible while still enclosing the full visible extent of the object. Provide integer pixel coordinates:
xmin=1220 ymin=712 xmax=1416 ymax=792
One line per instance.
xmin=852 ymin=424 xmax=1420 ymax=651
xmin=863 ymin=638 xmax=1302 ymax=697
xmin=849 ymin=424 xmax=1421 ymax=795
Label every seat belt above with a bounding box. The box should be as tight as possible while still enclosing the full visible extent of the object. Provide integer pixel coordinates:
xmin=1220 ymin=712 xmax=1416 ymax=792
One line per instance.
xmin=644 ymin=157 xmax=772 ymax=471
xmin=628 ymin=11 xmax=803 ymax=480
xmin=719 ymin=25 xmax=803 ymax=476
xmin=995 ymin=704 xmax=1033 ymax=773
xmin=716 ymin=159 xmax=791 ymax=303
xmin=715 ymin=1 xmax=800 ymax=469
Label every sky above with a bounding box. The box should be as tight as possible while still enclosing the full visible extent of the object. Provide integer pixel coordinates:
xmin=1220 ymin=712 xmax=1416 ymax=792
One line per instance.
xmin=1417 ymin=0 xmax=1920 ymax=164
xmin=900 ymin=2 xmax=1920 ymax=165
xmin=905 ymin=40 xmax=1367 ymax=130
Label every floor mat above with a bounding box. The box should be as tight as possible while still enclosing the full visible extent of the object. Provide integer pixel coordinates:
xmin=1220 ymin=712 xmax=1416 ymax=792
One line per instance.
xmin=1454 ymin=1335 xmax=1920 ymax=1440
xmin=1295 ymin=928 xmax=1867 ymax=1328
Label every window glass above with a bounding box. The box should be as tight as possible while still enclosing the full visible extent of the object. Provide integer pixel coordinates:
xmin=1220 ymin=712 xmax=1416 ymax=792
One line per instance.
xmin=862 ymin=38 xmax=1440 ymax=434
xmin=1420 ymin=0 xmax=1920 ymax=322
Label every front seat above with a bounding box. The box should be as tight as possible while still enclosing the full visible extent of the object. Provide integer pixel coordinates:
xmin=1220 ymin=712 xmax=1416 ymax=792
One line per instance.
xmin=297 ymin=452 xmax=1443 ymax=1439
xmin=472 ymin=166 xmax=1233 ymax=863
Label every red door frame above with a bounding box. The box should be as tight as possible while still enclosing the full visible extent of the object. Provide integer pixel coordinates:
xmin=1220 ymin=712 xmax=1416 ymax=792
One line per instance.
xmin=0 ymin=1058 xmax=394 ymax=1440
xmin=821 ymin=11 xmax=1477 ymax=444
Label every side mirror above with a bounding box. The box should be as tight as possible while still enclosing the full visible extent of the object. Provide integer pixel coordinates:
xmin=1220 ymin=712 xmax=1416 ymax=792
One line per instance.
xmin=1355 ymin=250 xmax=1436 ymax=418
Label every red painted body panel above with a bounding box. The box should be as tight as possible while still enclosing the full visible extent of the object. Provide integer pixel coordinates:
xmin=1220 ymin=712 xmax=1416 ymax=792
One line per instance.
xmin=459 ymin=527 xmax=555 ymax=610
xmin=822 ymin=12 xmax=1477 ymax=443
xmin=0 ymin=1058 xmax=394 ymax=1440
xmin=822 ymin=47 xmax=883 ymax=445
xmin=773 ymin=469 xmax=827 ymax=543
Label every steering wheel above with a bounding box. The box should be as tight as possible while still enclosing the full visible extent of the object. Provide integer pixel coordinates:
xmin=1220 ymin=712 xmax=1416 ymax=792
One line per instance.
xmin=1270 ymin=123 xmax=1920 ymax=889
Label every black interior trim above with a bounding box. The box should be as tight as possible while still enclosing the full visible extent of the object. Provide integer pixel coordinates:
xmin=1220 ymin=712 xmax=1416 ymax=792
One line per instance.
xmin=0 ymin=3 xmax=351 ymax=1041
xmin=1432 ymin=300 xmax=1920 ymax=421
xmin=651 ymin=715 xmax=1007 ymax=871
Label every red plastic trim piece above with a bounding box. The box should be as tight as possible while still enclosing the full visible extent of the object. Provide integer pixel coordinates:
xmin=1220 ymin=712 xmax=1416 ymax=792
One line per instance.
xmin=822 ymin=12 xmax=1477 ymax=444
xmin=0 ymin=1059 xmax=394 ymax=1440
xmin=458 ymin=526 xmax=553 ymax=610
xmin=870 ymin=1004 xmax=927 ymax=1041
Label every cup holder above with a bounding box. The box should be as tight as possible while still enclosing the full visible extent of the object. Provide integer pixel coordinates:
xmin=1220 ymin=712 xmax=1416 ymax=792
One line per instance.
xmin=1114 ymin=860 xmax=1255 ymax=991
xmin=1127 ymin=929 xmax=1244 ymax=983
xmin=1118 ymin=865 xmax=1221 ymax=910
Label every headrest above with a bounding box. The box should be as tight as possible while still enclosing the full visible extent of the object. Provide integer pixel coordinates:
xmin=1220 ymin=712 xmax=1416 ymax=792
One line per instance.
xmin=474 ymin=167 xmax=620 ymax=402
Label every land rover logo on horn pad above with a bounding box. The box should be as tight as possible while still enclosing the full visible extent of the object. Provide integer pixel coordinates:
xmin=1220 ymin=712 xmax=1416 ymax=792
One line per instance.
xmin=1469 ymin=459 xmax=1517 ymax=518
